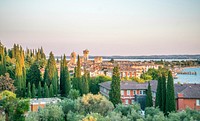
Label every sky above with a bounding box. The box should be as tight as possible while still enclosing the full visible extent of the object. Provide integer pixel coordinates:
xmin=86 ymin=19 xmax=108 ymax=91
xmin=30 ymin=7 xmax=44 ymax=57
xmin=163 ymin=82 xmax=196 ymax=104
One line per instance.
xmin=0 ymin=0 xmax=200 ymax=56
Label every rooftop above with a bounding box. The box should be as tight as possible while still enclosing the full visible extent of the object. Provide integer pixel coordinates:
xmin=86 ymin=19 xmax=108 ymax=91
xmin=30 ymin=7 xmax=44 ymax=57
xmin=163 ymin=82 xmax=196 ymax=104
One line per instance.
xmin=99 ymin=80 xmax=157 ymax=92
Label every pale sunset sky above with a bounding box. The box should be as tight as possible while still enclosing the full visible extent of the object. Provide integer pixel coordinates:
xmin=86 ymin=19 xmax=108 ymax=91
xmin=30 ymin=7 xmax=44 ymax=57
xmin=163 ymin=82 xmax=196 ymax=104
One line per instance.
xmin=0 ymin=0 xmax=200 ymax=56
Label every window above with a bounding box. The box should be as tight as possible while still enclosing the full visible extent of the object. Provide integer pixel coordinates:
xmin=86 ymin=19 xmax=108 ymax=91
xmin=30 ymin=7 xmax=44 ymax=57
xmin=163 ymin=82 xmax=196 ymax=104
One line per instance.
xmin=103 ymin=88 xmax=106 ymax=93
xmin=121 ymin=90 xmax=124 ymax=95
xmin=196 ymin=100 xmax=200 ymax=106
xmin=140 ymin=90 xmax=144 ymax=95
xmin=133 ymin=90 xmax=137 ymax=95
xmin=127 ymin=90 xmax=130 ymax=95
xmin=132 ymin=99 xmax=135 ymax=104
xmin=125 ymin=100 xmax=129 ymax=104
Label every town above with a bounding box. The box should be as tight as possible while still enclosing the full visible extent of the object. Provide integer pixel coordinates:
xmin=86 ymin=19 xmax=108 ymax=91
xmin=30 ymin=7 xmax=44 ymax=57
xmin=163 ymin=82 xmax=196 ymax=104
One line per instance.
xmin=0 ymin=43 xmax=200 ymax=121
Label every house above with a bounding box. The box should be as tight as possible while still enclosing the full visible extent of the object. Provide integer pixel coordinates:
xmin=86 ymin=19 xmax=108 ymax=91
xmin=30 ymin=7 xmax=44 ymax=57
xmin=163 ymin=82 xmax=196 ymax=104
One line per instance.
xmin=30 ymin=98 xmax=61 ymax=112
xmin=175 ymin=83 xmax=200 ymax=111
xmin=99 ymin=80 xmax=157 ymax=110
xmin=99 ymin=80 xmax=200 ymax=111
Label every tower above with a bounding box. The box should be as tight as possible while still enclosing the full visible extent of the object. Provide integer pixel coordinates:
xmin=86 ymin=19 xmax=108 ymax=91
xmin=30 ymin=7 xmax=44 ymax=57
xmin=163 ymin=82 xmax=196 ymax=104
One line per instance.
xmin=83 ymin=49 xmax=89 ymax=62
xmin=70 ymin=51 xmax=76 ymax=64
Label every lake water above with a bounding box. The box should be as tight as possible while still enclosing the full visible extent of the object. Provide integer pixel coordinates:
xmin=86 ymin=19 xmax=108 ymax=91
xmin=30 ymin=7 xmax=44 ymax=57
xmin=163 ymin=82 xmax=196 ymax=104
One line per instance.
xmin=174 ymin=67 xmax=200 ymax=84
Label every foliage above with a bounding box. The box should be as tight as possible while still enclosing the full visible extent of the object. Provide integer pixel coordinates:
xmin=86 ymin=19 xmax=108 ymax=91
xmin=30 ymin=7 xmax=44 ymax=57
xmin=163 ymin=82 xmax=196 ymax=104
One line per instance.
xmin=155 ymin=74 xmax=161 ymax=108
xmin=0 ymin=73 xmax=15 ymax=92
xmin=140 ymin=73 xmax=152 ymax=81
xmin=60 ymin=54 xmax=71 ymax=97
xmin=26 ymin=62 xmax=41 ymax=88
xmin=13 ymin=99 xmax=30 ymax=121
xmin=77 ymin=93 xmax=114 ymax=116
xmin=114 ymin=103 xmax=141 ymax=116
xmin=44 ymin=83 xmax=49 ymax=98
xmin=161 ymin=72 xmax=166 ymax=113
xmin=31 ymin=83 xmax=36 ymax=98
xmin=108 ymin=111 xmax=129 ymax=121
xmin=67 ymin=111 xmax=84 ymax=121
xmin=83 ymin=113 xmax=110 ymax=121
xmin=0 ymin=42 xmax=6 ymax=76
xmin=13 ymin=44 xmax=26 ymax=97
xmin=37 ymin=81 xmax=42 ymax=98
xmin=89 ymin=76 xmax=111 ymax=94
xmin=109 ymin=65 xmax=121 ymax=106
xmin=49 ymin=84 xmax=54 ymax=97
xmin=44 ymin=52 xmax=58 ymax=96
xmin=132 ymin=77 xmax=145 ymax=83
xmin=38 ymin=104 xmax=64 ymax=121
xmin=81 ymin=71 xmax=89 ymax=95
xmin=68 ymin=89 xmax=80 ymax=100
xmin=145 ymin=107 xmax=165 ymax=121
xmin=166 ymin=71 xmax=176 ymax=114
xmin=145 ymin=82 xmax=153 ymax=107
xmin=25 ymin=111 xmax=39 ymax=121
xmin=27 ymin=82 xmax=31 ymax=98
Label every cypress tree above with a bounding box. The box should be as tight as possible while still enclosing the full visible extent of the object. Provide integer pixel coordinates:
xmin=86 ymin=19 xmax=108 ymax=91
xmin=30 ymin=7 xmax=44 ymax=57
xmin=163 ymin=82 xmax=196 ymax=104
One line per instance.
xmin=72 ymin=67 xmax=78 ymax=90
xmin=0 ymin=42 xmax=6 ymax=76
xmin=49 ymin=84 xmax=54 ymax=97
xmin=109 ymin=65 xmax=121 ymax=106
xmin=60 ymin=55 xmax=71 ymax=97
xmin=44 ymin=52 xmax=58 ymax=96
xmin=26 ymin=62 xmax=42 ymax=88
xmin=166 ymin=71 xmax=176 ymax=114
xmin=32 ymin=83 xmax=36 ymax=98
xmin=146 ymin=81 xmax=153 ymax=107
xmin=77 ymin=55 xmax=82 ymax=94
xmin=60 ymin=56 xmax=63 ymax=94
xmin=38 ymin=82 xmax=42 ymax=98
xmin=81 ymin=71 xmax=89 ymax=95
xmin=13 ymin=44 xmax=26 ymax=97
xmin=27 ymin=82 xmax=31 ymax=98
xmin=44 ymin=83 xmax=49 ymax=98
xmin=155 ymin=74 xmax=162 ymax=108
xmin=161 ymin=72 xmax=166 ymax=113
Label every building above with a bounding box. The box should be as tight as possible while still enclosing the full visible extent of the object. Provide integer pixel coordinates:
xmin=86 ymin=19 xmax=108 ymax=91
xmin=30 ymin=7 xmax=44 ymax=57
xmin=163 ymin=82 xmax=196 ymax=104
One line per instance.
xmin=30 ymin=98 xmax=61 ymax=112
xmin=99 ymin=80 xmax=157 ymax=110
xmin=94 ymin=56 xmax=103 ymax=63
xmin=70 ymin=51 xmax=76 ymax=65
xmin=99 ymin=81 xmax=200 ymax=111
xmin=175 ymin=83 xmax=200 ymax=111
xmin=83 ymin=49 xmax=89 ymax=62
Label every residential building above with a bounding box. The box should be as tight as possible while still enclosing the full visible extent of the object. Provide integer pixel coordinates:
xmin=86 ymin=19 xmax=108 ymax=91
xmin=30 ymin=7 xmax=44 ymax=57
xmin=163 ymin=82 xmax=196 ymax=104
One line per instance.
xmin=175 ymin=83 xmax=200 ymax=110
xmin=99 ymin=80 xmax=157 ymax=110
xmin=99 ymin=80 xmax=200 ymax=111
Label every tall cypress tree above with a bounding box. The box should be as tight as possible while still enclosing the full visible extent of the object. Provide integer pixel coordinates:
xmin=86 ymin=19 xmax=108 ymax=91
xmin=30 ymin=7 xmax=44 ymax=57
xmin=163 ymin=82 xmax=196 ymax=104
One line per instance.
xmin=13 ymin=45 xmax=26 ymax=97
xmin=166 ymin=71 xmax=176 ymax=114
xmin=0 ymin=42 xmax=6 ymax=76
xmin=146 ymin=81 xmax=153 ymax=107
xmin=38 ymin=82 xmax=42 ymax=98
xmin=72 ymin=55 xmax=82 ymax=93
xmin=77 ymin=55 xmax=82 ymax=93
xmin=109 ymin=65 xmax=121 ymax=106
xmin=161 ymin=72 xmax=166 ymax=113
xmin=72 ymin=67 xmax=78 ymax=90
xmin=49 ymin=84 xmax=54 ymax=97
xmin=60 ymin=55 xmax=71 ymax=97
xmin=32 ymin=83 xmax=36 ymax=98
xmin=26 ymin=62 xmax=42 ymax=88
xmin=44 ymin=52 xmax=58 ymax=96
xmin=27 ymin=82 xmax=31 ymax=98
xmin=81 ymin=71 xmax=89 ymax=95
xmin=155 ymin=74 xmax=162 ymax=108
xmin=44 ymin=83 xmax=49 ymax=98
